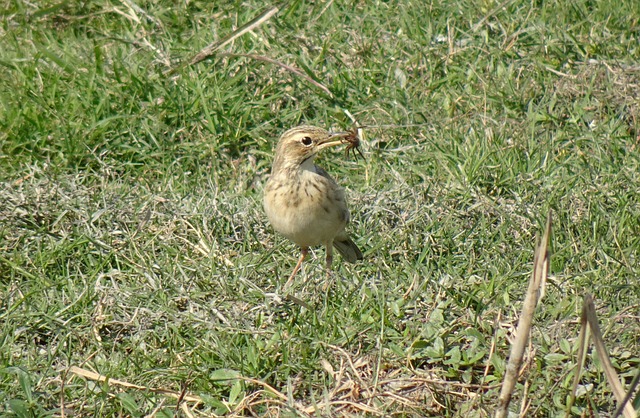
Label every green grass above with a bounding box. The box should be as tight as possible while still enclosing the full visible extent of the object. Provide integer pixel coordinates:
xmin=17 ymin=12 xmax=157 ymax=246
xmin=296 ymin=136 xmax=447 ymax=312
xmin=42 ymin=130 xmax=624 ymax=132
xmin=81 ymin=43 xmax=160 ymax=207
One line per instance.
xmin=1 ymin=0 xmax=639 ymax=416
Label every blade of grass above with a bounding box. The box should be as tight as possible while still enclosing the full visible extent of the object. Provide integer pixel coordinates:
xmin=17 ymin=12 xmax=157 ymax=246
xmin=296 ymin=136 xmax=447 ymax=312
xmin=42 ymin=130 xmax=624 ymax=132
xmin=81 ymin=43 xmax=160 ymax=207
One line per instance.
xmin=612 ymin=368 xmax=640 ymax=418
xmin=583 ymin=295 xmax=637 ymax=418
xmin=565 ymin=300 xmax=590 ymax=417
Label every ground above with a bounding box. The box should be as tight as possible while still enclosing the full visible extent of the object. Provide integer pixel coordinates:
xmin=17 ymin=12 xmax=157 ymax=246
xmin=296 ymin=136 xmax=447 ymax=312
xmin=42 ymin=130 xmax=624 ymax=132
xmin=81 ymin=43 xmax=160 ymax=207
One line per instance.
xmin=1 ymin=1 xmax=639 ymax=416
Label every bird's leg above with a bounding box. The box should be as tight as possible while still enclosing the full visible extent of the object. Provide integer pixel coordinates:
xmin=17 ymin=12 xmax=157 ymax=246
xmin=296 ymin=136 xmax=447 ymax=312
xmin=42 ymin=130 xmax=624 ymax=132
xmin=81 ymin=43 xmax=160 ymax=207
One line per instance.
xmin=322 ymin=244 xmax=334 ymax=291
xmin=283 ymin=247 xmax=308 ymax=290
xmin=325 ymin=244 xmax=334 ymax=272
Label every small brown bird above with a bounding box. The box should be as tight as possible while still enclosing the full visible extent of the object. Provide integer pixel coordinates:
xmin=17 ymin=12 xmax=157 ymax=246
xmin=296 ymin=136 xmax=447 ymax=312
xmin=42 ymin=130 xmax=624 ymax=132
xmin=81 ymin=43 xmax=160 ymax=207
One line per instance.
xmin=264 ymin=125 xmax=363 ymax=289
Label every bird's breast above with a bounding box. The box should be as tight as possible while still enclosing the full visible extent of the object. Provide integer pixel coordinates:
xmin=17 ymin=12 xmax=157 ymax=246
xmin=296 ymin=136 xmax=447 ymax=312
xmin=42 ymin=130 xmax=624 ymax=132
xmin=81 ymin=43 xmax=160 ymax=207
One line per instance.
xmin=264 ymin=170 xmax=349 ymax=247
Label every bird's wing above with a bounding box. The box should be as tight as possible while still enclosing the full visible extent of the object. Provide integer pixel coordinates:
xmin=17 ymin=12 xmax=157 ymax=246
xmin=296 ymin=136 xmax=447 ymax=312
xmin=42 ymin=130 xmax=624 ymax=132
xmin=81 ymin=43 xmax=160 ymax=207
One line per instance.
xmin=313 ymin=165 xmax=338 ymax=185
xmin=314 ymin=165 xmax=350 ymax=224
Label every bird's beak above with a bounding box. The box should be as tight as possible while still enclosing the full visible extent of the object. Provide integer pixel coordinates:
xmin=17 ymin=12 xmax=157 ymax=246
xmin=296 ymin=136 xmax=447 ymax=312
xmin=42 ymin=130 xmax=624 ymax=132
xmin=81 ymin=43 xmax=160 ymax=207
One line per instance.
xmin=316 ymin=132 xmax=350 ymax=152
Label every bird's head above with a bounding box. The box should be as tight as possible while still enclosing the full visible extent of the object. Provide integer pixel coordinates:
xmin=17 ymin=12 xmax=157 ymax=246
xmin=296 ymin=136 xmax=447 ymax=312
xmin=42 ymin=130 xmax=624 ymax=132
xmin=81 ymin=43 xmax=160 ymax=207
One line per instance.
xmin=272 ymin=125 xmax=349 ymax=171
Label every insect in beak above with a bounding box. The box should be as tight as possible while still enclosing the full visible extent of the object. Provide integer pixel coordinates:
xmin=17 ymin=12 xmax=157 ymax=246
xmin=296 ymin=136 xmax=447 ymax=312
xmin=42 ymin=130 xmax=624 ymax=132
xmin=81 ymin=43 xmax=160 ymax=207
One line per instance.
xmin=341 ymin=127 xmax=365 ymax=160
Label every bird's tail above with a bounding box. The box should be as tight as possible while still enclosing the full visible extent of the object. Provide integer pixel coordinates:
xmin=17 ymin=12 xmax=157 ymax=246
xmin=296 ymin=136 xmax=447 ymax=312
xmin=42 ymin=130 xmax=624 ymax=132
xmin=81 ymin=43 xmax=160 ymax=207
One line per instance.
xmin=333 ymin=234 xmax=364 ymax=263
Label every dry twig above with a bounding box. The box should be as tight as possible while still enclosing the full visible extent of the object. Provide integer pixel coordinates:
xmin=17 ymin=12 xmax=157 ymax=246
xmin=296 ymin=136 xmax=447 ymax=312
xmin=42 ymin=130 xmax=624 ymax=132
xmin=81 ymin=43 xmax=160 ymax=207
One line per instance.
xmin=167 ymin=7 xmax=278 ymax=75
xmin=68 ymin=366 xmax=202 ymax=404
xmin=495 ymin=212 xmax=552 ymax=418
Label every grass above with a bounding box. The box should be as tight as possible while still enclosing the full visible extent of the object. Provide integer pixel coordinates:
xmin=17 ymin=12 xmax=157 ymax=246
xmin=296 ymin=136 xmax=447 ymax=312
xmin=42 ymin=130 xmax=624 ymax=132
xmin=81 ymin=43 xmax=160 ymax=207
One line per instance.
xmin=1 ymin=0 xmax=639 ymax=416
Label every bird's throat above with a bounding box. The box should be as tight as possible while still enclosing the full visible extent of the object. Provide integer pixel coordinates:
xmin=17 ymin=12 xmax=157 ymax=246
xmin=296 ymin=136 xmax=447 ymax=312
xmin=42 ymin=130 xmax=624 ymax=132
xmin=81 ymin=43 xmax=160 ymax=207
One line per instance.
xmin=299 ymin=154 xmax=317 ymax=171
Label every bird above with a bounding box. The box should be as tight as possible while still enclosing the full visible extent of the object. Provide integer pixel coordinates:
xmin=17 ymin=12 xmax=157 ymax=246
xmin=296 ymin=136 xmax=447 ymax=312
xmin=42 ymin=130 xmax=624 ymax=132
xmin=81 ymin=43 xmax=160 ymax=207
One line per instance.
xmin=263 ymin=125 xmax=363 ymax=289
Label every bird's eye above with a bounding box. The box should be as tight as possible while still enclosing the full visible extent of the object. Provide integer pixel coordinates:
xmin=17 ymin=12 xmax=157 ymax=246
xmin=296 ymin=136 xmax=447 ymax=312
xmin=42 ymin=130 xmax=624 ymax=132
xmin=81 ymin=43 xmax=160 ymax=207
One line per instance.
xmin=301 ymin=136 xmax=313 ymax=146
